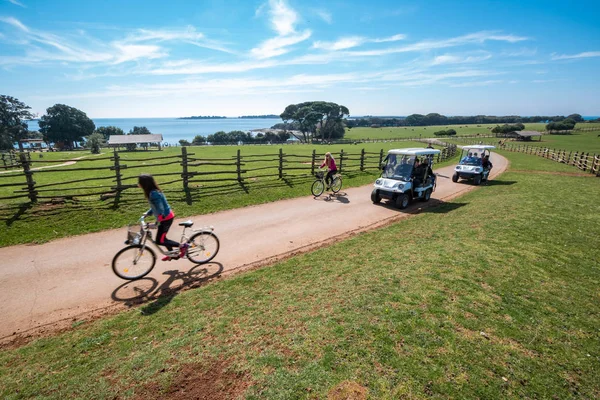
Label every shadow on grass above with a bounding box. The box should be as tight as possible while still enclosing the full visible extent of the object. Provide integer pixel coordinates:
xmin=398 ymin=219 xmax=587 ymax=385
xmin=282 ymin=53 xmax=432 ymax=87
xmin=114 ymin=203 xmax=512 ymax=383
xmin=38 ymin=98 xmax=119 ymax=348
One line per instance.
xmin=376 ymin=198 xmax=468 ymax=214
xmin=484 ymin=180 xmax=518 ymax=186
xmin=4 ymin=203 xmax=32 ymax=226
xmin=111 ymin=262 xmax=223 ymax=314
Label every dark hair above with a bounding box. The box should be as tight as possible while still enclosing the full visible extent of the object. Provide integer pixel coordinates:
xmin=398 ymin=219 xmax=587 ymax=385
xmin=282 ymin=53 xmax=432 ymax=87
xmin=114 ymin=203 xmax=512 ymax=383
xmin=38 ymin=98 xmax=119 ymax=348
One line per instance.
xmin=138 ymin=174 xmax=160 ymax=199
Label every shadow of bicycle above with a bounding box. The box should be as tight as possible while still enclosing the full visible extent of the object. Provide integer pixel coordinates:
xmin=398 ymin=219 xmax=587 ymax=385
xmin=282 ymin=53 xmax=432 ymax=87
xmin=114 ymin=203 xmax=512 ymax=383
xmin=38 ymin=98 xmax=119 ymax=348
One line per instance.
xmin=313 ymin=191 xmax=350 ymax=204
xmin=111 ymin=262 xmax=223 ymax=313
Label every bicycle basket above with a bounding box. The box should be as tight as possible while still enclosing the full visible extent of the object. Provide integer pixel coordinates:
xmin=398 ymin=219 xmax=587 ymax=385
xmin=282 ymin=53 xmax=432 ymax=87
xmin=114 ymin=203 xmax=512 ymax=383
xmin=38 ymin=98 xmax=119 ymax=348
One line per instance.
xmin=126 ymin=224 xmax=143 ymax=245
xmin=315 ymin=171 xmax=324 ymax=179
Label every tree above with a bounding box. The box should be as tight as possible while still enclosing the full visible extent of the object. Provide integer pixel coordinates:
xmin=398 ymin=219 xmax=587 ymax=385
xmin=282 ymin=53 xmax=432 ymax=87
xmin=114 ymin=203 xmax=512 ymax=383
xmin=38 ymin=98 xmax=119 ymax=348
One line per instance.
xmin=39 ymin=104 xmax=95 ymax=149
xmin=179 ymin=139 xmax=191 ymax=146
xmin=85 ymin=132 xmax=105 ymax=154
xmin=95 ymin=126 xmax=124 ymax=140
xmin=566 ymin=114 xmax=584 ymax=123
xmin=280 ymin=101 xmax=349 ymax=142
xmin=0 ymin=95 xmax=34 ymax=151
xmin=128 ymin=126 xmax=151 ymax=135
xmin=192 ymin=135 xmax=206 ymax=145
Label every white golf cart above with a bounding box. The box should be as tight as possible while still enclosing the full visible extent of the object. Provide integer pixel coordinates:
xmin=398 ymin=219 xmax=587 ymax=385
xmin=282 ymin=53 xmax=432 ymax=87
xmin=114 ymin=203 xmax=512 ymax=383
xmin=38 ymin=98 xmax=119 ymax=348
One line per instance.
xmin=371 ymin=148 xmax=441 ymax=209
xmin=452 ymin=145 xmax=495 ymax=185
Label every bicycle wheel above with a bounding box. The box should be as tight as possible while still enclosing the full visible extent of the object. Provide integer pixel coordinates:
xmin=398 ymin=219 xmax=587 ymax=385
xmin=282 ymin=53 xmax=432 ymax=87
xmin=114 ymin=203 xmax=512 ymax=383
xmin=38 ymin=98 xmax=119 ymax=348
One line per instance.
xmin=186 ymin=231 xmax=220 ymax=264
xmin=311 ymin=180 xmax=325 ymax=196
xmin=330 ymin=176 xmax=342 ymax=193
xmin=112 ymin=245 xmax=156 ymax=280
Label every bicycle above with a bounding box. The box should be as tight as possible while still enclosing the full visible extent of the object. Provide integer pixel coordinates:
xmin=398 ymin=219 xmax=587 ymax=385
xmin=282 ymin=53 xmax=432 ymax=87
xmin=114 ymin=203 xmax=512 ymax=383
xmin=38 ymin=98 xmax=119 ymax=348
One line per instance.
xmin=111 ymin=215 xmax=220 ymax=280
xmin=311 ymin=169 xmax=342 ymax=197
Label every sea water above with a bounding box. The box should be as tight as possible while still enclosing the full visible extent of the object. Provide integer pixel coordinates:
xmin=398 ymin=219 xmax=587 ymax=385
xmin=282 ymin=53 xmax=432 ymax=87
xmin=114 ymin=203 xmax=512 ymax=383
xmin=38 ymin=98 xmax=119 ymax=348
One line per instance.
xmin=28 ymin=117 xmax=282 ymax=145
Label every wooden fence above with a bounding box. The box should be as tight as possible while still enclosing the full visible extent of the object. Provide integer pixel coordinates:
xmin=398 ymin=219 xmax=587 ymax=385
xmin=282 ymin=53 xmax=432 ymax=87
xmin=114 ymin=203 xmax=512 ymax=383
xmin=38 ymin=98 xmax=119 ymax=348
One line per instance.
xmin=0 ymin=144 xmax=458 ymax=206
xmin=499 ymin=143 xmax=600 ymax=176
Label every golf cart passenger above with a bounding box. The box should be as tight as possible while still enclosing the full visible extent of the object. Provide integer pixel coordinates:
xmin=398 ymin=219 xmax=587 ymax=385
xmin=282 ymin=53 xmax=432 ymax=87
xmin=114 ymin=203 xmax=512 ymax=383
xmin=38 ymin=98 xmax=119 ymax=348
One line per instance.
xmin=482 ymin=155 xmax=493 ymax=170
xmin=413 ymin=158 xmax=427 ymax=187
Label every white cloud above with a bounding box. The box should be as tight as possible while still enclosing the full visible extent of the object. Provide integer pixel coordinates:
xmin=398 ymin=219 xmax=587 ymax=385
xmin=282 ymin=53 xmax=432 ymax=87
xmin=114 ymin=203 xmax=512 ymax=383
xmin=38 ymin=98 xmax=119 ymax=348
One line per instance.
xmin=251 ymin=0 xmax=311 ymax=59
xmin=313 ymin=36 xmax=365 ymax=51
xmin=449 ymin=80 xmax=502 ymax=87
xmin=6 ymin=0 xmax=26 ymax=8
xmin=372 ymin=34 xmax=407 ymax=43
xmin=344 ymin=31 xmax=528 ymax=57
xmin=314 ymin=9 xmax=332 ymax=24
xmin=551 ymin=51 xmax=600 ymax=60
xmin=0 ymin=16 xmax=30 ymax=32
xmin=312 ymin=33 xmax=406 ymax=51
xmin=251 ymin=30 xmax=311 ymax=59
xmin=112 ymin=44 xmax=166 ymax=64
xmin=269 ymin=0 xmax=298 ymax=36
xmin=431 ymin=53 xmax=492 ymax=65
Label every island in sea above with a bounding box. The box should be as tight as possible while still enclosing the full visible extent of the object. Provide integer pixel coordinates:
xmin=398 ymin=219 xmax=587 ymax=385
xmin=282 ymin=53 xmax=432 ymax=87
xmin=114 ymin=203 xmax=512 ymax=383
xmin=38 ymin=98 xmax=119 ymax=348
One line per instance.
xmin=178 ymin=114 xmax=280 ymax=119
xmin=237 ymin=114 xmax=280 ymax=119
xmin=178 ymin=115 xmax=227 ymax=119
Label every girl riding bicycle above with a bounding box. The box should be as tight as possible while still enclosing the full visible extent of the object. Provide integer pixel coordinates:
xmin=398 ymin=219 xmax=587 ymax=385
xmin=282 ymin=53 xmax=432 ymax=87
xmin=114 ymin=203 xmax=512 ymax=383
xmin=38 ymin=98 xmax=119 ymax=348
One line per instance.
xmin=320 ymin=152 xmax=338 ymax=188
xmin=138 ymin=174 xmax=188 ymax=261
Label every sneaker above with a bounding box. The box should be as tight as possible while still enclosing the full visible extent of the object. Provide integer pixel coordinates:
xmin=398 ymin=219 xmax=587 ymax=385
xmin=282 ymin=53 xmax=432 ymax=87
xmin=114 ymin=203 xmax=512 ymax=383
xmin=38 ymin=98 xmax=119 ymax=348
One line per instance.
xmin=179 ymin=243 xmax=189 ymax=258
xmin=162 ymin=254 xmax=180 ymax=262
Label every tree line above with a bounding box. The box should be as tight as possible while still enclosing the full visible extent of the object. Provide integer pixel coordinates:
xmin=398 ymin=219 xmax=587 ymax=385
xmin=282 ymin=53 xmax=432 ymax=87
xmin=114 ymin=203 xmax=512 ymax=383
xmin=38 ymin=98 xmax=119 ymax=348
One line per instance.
xmin=345 ymin=113 xmax=586 ymax=127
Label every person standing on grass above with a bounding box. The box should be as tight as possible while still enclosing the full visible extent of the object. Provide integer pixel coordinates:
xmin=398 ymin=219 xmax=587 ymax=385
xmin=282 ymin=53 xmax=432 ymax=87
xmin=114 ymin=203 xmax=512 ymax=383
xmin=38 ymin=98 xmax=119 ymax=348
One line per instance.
xmin=138 ymin=174 xmax=188 ymax=261
xmin=320 ymin=152 xmax=338 ymax=188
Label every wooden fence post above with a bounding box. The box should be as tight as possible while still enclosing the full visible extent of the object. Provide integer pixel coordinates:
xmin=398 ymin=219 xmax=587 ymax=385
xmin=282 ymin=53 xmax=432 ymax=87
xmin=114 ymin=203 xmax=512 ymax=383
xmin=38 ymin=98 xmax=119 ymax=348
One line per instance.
xmin=339 ymin=149 xmax=344 ymax=172
xmin=584 ymin=153 xmax=589 ymax=171
xmin=311 ymin=149 xmax=316 ymax=176
xmin=278 ymin=148 xmax=283 ymax=179
xmin=181 ymin=146 xmax=190 ymax=191
xmin=19 ymin=152 xmax=37 ymax=203
xmin=360 ymin=148 xmax=365 ymax=171
xmin=111 ymin=148 xmax=124 ymax=196
xmin=379 ymin=149 xmax=384 ymax=167
xmin=236 ymin=149 xmax=242 ymax=182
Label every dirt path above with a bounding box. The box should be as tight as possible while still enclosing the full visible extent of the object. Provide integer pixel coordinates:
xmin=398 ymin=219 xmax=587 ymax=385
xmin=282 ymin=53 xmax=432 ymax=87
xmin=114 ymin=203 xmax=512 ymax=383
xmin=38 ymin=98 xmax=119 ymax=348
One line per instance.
xmin=0 ymin=153 xmax=508 ymax=342
xmin=0 ymin=153 xmax=101 ymax=174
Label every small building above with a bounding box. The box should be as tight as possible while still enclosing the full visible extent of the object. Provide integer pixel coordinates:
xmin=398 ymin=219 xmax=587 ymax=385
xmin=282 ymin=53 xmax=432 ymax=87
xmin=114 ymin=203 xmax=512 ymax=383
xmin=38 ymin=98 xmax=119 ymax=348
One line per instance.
xmin=498 ymin=131 xmax=543 ymax=141
xmin=107 ymin=134 xmax=164 ymax=150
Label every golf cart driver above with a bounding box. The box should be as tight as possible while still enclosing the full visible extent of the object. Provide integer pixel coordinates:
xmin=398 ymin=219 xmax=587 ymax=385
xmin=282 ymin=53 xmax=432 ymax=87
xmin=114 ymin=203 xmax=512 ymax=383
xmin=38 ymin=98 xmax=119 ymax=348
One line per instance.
xmin=452 ymin=145 xmax=495 ymax=185
xmin=371 ymin=148 xmax=441 ymax=209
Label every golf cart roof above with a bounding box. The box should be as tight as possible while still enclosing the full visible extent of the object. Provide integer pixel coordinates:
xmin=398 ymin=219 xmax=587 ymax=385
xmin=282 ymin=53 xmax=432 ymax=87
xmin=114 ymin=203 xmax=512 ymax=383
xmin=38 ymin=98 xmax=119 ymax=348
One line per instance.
xmin=462 ymin=145 xmax=495 ymax=151
xmin=387 ymin=148 xmax=441 ymax=156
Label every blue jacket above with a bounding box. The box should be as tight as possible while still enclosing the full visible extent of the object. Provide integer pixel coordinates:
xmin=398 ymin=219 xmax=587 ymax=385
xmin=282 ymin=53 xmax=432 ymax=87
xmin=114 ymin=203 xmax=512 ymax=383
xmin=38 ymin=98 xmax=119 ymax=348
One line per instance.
xmin=146 ymin=190 xmax=172 ymax=220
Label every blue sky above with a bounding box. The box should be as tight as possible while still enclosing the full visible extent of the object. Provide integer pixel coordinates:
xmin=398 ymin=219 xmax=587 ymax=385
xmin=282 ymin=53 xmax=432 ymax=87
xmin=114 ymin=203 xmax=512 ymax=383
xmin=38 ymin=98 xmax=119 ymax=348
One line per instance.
xmin=1 ymin=0 xmax=599 ymax=118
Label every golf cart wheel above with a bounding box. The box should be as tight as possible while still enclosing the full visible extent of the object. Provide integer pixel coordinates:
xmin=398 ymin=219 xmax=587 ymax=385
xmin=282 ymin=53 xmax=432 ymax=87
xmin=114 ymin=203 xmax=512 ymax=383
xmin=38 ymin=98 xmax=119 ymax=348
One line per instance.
xmin=422 ymin=189 xmax=432 ymax=202
xmin=371 ymin=189 xmax=381 ymax=204
xmin=452 ymin=173 xmax=459 ymax=183
xmin=473 ymin=174 xmax=482 ymax=185
xmin=395 ymin=194 xmax=410 ymax=209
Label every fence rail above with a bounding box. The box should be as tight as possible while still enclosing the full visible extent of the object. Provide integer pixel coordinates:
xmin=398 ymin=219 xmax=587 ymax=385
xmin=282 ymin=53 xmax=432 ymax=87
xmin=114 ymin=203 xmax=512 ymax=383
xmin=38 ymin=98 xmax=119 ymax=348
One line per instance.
xmin=0 ymin=144 xmax=458 ymax=207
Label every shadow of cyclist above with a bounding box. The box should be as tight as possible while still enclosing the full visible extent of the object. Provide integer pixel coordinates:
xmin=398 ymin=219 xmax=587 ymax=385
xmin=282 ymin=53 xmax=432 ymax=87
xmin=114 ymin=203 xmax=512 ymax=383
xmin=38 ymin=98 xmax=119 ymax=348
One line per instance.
xmin=111 ymin=262 xmax=223 ymax=313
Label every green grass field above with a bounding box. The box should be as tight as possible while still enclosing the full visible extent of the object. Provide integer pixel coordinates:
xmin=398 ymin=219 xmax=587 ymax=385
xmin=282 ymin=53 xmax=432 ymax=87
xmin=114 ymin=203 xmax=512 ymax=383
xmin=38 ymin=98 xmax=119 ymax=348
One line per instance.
xmin=0 ymin=141 xmax=455 ymax=247
xmin=1 ymin=151 xmax=598 ymax=399
xmin=344 ymin=123 xmax=550 ymax=141
xmin=445 ymin=129 xmax=600 ymax=154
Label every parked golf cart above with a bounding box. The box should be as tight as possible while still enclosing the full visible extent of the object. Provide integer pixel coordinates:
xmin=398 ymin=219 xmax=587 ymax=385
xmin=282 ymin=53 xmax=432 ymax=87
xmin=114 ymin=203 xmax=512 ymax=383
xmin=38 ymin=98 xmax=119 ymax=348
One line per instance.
xmin=371 ymin=148 xmax=441 ymax=209
xmin=452 ymin=145 xmax=495 ymax=185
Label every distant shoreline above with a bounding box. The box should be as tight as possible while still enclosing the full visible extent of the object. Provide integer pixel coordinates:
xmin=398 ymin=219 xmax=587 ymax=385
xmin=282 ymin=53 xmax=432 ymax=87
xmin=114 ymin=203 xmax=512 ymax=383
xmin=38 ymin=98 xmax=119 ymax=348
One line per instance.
xmin=178 ymin=115 xmax=280 ymax=120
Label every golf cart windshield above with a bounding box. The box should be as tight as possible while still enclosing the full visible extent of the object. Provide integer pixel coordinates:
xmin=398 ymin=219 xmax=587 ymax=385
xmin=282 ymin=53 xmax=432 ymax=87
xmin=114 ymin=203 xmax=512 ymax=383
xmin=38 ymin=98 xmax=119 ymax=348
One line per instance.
xmin=382 ymin=154 xmax=415 ymax=181
xmin=460 ymin=156 xmax=482 ymax=166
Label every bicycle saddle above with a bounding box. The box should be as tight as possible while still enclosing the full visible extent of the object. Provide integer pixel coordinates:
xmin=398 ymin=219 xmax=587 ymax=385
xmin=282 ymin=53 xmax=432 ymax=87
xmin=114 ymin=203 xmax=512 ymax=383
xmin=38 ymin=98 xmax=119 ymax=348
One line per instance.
xmin=178 ymin=220 xmax=194 ymax=227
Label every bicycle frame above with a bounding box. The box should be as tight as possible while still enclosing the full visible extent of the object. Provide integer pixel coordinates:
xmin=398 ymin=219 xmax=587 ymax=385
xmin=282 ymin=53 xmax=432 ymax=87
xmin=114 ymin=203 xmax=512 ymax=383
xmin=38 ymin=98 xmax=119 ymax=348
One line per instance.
xmin=134 ymin=216 xmax=213 ymax=257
